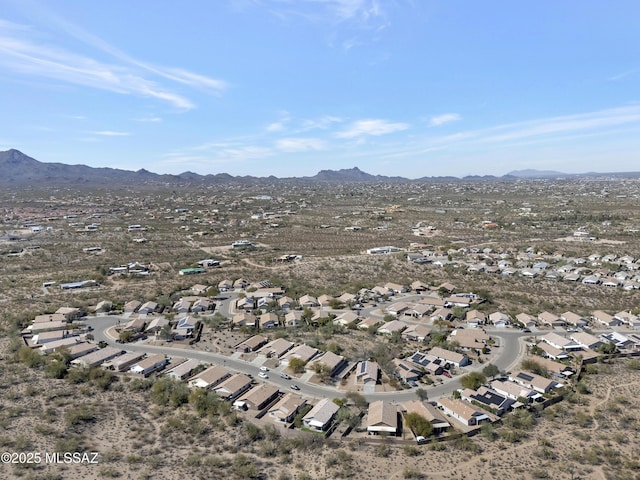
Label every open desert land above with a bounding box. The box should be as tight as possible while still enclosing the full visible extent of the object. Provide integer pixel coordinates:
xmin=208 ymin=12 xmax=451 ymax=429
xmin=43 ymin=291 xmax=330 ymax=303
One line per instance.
xmin=2 ymin=179 xmax=640 ymax=480
xmin=2 ymin=340 xmax=640 ymax=480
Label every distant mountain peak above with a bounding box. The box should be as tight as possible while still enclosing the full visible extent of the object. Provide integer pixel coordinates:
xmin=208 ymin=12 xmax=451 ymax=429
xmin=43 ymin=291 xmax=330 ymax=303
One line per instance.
xmin=1 ymin=149 xmax=37 ymax=164
xmin=506 ymin=168 xmax=568 ymax=178
xmin=2 ymin=149 xmax=640 ymax=186
xmin=311 ymin=166 xmax=411 ymax=182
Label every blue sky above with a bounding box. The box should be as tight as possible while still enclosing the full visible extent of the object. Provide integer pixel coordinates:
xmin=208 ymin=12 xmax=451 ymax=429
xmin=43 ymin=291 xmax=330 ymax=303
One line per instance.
xmin=1 ymin=0 xmax=639 ymax=178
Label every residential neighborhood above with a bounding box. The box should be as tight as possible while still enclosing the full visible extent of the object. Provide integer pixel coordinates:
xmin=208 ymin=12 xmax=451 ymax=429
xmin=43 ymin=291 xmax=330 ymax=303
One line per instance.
xmin=4 ymin=171 xmax=640 ymax=479
xmin=15 ymin=266 xmax=640 ymax=450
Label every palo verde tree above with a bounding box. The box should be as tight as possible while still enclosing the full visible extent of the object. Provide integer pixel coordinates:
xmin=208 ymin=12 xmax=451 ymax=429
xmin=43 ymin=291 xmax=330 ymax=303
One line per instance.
xmin=460 ymin=372 xmax=487 ymax=390
xmin=482 ymin=363 xmax=500 ymax=379
xmin=405 ymin=412 xmax=433 ymax=437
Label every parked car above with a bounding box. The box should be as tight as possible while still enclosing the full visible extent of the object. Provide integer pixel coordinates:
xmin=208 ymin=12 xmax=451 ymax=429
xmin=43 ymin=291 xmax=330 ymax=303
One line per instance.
xmin=290 ymin=384 xmax=300 ymax=391
xmin=259 ymin=366 xmax=269 ymax=372
xmin=280 ymin=373 xmax=291 ymax=380
xmin=258 ymin=372 xmax=268 ymax=379
xmin=442 ymin=371 xmax=452 ymax=378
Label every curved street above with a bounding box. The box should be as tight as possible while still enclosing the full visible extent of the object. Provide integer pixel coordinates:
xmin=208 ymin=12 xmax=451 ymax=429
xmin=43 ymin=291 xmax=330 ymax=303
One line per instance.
xmin=88 ymin=309 xmax=529 ymax=403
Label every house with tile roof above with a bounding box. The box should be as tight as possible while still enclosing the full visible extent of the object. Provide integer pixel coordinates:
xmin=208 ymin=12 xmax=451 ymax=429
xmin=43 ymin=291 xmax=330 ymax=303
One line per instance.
xmin=302 ymin=398 xmax=339 ymax=431
xmin=437 ymin=397 xmax=490 ymax=426
xmin=366 ymin=401 xmax=398 ymax=435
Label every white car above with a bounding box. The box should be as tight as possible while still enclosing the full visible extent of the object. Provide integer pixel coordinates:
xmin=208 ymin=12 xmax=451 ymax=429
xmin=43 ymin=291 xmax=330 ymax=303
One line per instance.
xmin=258 ymin=372 xmax=268 ymax=379
xmin=259 ymin=366 xmax=269 ymax=372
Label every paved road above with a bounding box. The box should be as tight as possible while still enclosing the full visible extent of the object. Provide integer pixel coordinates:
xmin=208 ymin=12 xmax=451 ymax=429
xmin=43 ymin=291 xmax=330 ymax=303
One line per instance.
xmin=88 ymin=314 xmax=529 ymax=403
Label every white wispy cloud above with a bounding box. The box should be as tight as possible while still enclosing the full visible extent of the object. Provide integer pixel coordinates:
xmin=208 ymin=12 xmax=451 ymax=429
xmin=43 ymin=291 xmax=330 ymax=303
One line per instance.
xmin=154 ymin=67 xmax=226 ymax=94
xmin=161 ymin=145 xmax=274 ymax=171
xmin=301 ymin=115 xmax=344 ymax=130
xmin=266 ymin=122 xmax=287 ymax=132
xmin=91 ymin=130 xmax=130 ymax=136
xmin=0 ymin=17 xmax=226 ymax=109
xmin=135 ymin=117 xmax=162 ymax=123
xmin=261 ymin=0 xmax=386 ymax=25
xmin=267 ymin=113 xmax=344 ymax=134
xmin=319 ymin=0 xmax=384 ymax=25
xmin=359 ymin=105 xmax=640 ymax=162
xmin=608 ymin=68 xmax=638 ymax=81
xmin=20 ymin=4 xmax=229 ymax=96
xmin=478 ymin=106 xmax=640 ymax=143
xmin=253 ymin=0 xmax=390 ymax=50
xmin=276 ymin=137 xmax=326 ymax=152
xmin=219 ymin=146 xmax=273 ymax=160
xmin=62 ymin=114 xmax=86 ymax=120
xmin=428 ymin=113 xmax=461 ymax=127
xmin=265 ymin=110 xmax=292 ymax=132
xmin=336 ymin=118 xmax=409 ymax=138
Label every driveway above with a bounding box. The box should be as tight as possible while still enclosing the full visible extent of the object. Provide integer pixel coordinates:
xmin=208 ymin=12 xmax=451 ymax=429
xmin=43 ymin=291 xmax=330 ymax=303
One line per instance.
xmin=87 ymin=315 xmax=530 ymax=403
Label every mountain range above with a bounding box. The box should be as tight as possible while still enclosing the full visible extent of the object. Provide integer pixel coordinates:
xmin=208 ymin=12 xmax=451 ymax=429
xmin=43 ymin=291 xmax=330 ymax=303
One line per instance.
xmin=1 ymin=149 xmax=639 ymax=186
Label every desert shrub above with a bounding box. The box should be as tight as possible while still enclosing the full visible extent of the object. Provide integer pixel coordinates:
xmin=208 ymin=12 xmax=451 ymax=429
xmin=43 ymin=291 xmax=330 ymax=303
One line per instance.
xmin=583 ymin=447 xmax=602 ymax=465
xmin=405 ymin=412 xmax=433 ymax=437
xmin=574 ymin=412 xmax=593 ymax=428
xmin=126 ymin=454 xmax=143 ymax=464
xmin=585 ymin=364 xmax=599 ymax=374
xmin=232 ymin=454 xmax=260 ymax=479
xmin=55 ymin=436 xmax=82 ymax=453
xmin=375 ymin=443 xmax=390 ymax=458
xmin=503 ymin=409 xmax=536 ymax=430
xmin=576 ymin=381 xmax=590 ymax=394
xmin=89 ymin=368 xmax=116 ymax=390
xmin=403 ymin=445 xmax=421 ymax=457
xmin=263 ymin=423 xmax=281 ymax=442
xmin=626 ymin=359 xmax=640 ymax=370
xmin=65 ymin=405 xmax=95 ymax=428
xmin=34 ymin=424 xmax=58 ymax=436
xmin=99 ymin=465 xmax=122 ymax=478
xmin=288 ymin=357 xmax=307 ymax=374
xmin=45 ymin=360 xmax=68 ymax=379
xmin=520 ymin=358 xmax=548 ymax=377
xmin=428 ymin=437 xmax=445 ymax=451
xmin=480 ymin=422 xmax=497 ymax=441
xmin=184 ymin=454 xmax=201 ymax=467
xmin=259 ymin=441 xmax=279 ymax=458
xmin=67 ymin=367 xmax=90 ymax=384
xmin=151 ymin=377 xmax=189 ymax=407
xmin=452 ymin=434 xmax=481 ymax=453
xmin=482 ymin=363 xmax=500 ymax=378
xmin=460 ymin=372 xmax=486 ymax=390
xmin=18 ymin=347 xmax=43 ymax=368
xmin=243 ymin=422 xmax=264 ymax=443
xmin=403 ymin=468 xmax=425 ymax=479
xmin=530 ymin=469 xmax=550 ymax=478
xmin=128 ymin=378 xmax=153 ymax=391
xmin=498 ymin=428 xmax=525 ymax=443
